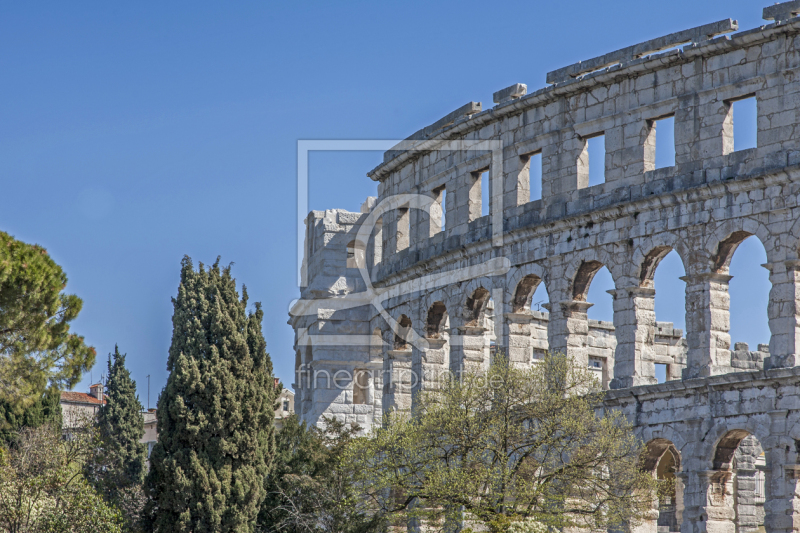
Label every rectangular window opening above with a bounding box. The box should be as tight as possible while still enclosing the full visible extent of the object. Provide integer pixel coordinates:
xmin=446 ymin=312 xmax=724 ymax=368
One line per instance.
xmin=481 ymin=170 xmax=490 ymax=217
xmin=372 ymin=217 xmax=383 ymax=267
xmin=353 ymin=370 xmax=369 ymax=405
xmin=527 ymin=152 xmax=543 ymax=202
xmin=655 ymin=363 xmax=668 ymax=384
xmin=587 ymin=134 xmax=606 ymax=187
xmin=433 ymin=186 xmax=447 ymax=233
xmin=396 ymin=208 xmax=410 ymax=252
xmin=654 ymin=116 xmax=676 ymax=169
xmin=732 ymin=96 xmax=758 ymax=152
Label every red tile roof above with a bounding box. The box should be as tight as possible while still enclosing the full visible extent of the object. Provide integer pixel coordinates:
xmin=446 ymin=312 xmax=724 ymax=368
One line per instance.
xmin=60 ymin=391 xmax=106 ymax=405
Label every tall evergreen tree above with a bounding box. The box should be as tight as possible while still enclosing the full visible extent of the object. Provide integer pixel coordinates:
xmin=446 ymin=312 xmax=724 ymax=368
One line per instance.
xmin=0 ymin=386 xmax=62 ymax=443
xmin=144 ymin=257 xmax=275 ymax=533
xmin=92 ymin=346 xmax=147 ymax=498
xmin=0 ymin=231 xmax=95 ymax=407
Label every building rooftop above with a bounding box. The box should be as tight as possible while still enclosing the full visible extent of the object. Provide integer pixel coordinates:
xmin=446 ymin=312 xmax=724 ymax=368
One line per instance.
xmin=60 ymin=391 xmax=106 ymax=405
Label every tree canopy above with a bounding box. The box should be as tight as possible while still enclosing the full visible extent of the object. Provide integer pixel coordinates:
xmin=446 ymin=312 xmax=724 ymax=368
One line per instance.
xmin=258 ymin=415 xmax=384 ymax=533
xmin=0 ymin=231 xmax=95 ymax=406
xmin=89 ymin=346 xmax=147 ymax=529
xmin=347 ymin=353 xmax=661 ymax=533
xmin=145 ymin=256 xmax=275 ymax=533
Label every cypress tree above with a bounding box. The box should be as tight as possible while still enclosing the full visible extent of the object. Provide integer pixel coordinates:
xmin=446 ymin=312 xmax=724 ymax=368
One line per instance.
xmin=0 ymin=386 xmax=62 ymax=444
xmin=94 ymin=345 xmax=147 ymax=498
xmin=144 ymin=257 xmax=275 ymax=533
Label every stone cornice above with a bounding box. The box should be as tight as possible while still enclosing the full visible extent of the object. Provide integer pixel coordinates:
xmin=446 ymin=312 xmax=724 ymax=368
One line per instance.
xmin=602 ymin=365 xmax=800 ymax=404
xmin=373 ymin=163 xmax=800 ymax=291
xmin=368 ymin=19 xmax=800 ymax=182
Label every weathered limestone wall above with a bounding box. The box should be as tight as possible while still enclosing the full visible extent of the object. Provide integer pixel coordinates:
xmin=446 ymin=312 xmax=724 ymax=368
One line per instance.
xmin=289 ymin=3 xmax=800 ymax=531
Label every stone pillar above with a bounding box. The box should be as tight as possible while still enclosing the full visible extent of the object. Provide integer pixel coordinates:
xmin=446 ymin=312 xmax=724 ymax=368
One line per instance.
xmin=449 ymin=326 xmax=488 ymax=378
xmin=384 ymin=349 xmax=413 ymax=413
xmin=681 ymin=273 xmax=733 ymax=379
xmin=609 ymin=286 xmax=657 ymax=389
xmin=765 ymin=463 xmax=800 ymax=533
xmin=545 ymin=300 xmax=593 ymax=370
xmin=418 ymin=339 xmax=448 ymax=392
xmin=682 ymin=470 xmax=736 ymax=533
xmin=505 ymin=312 xmax=535 ymax=367
xmin=766 ymin=260 xmax=800 ymax=369
xmin=733 ymin=468 xmax=760 ymax=533
xmin=764 ymin=411 xmax=800 ymax=533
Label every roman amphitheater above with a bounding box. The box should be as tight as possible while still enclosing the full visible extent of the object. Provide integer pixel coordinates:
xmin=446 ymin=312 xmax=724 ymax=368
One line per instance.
xmin=290 ymin=2 xmax=800 ymax=531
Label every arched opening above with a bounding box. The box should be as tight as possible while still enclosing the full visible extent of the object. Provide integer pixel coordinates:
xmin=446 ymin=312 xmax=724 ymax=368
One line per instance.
xmin=394 ymin=315 xmax=413 ymax=350
xmin=714 ymin=233 xmax=770 ymax=372
xmin=729 ymin=236 xmax=770 ymax=370
xmin=424 ymin=302 xmax=450 ymax=389
xmin=574 ymin=261 xmax=615 ymax=387
xmin=465 ymin=287 xmax=491 ymax=326
xmin=642 ymin=247 xmax=687 ymax=384
xmin=643 ymin=439 xmax=683 ymax=533
xmin=709 ymin=430 xmax=766 ymax=533
xmin=457 ymin=287 xmax=492 ymax=374
xmin=426 ymin=302 xmax=448 ymax=339
xmin=509 ymin=274 xmax=550 ymax=364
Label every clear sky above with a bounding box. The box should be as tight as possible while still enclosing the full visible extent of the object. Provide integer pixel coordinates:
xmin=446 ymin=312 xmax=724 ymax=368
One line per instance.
xmin=0 ymin=1 xmax=772 ymax=403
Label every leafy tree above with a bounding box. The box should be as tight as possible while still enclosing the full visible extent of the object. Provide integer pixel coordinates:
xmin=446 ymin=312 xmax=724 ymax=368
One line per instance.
xmin=347 ymin=352 xmax=661 ymax=533
xmin=0 ymin=387 xmax=62 ymax=444
xmin=0 ymin=231 xmax=95 ymax=407
xmin=145 ymin=257 xmax=275 ymax=533
xmin=258 ymin=415 xmax=383 ymax=533
xmin=0 ymin=420 xmax=124 ymax=533
xmin=88 ymin=346 xmax=147 ymax=528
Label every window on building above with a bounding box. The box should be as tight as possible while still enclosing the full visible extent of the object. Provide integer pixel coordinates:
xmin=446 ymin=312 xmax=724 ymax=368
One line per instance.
xmin=481 ymin=170 xmax=490 ymax=216
xmin=653 ymin=115 xmax=676 ymax=169
xmin=587 ymin=134 xmax=606 ymax=187
xmin=433 ymin=185 xmax=447 ymax=234
xmin=396 ymin=207 xmax=410 ymax=252
xmin=655 ymin=363 xmax=668 ymax=384
xmin=353 ymin=369 xmax=369 ymax=405
xmin=346 ymin=241 xmax=357 ymax=268
xmin=283 ymin=400 xmax=290 ymax=411
xmin=528 ymin=152 xmax=543 ymax=201
xmin=726 ymin=95 xmax=758 ymax=153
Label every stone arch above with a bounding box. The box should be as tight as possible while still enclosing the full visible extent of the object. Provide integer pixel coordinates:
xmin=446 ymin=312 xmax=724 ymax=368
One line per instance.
xmin=426 ymin=301 xmax=448 ymax=338
xmin=705 ymin=428 xmax=768 ymax=533
xmin=505 ymin=262 xmax=549 ymax=311
xmin=706 ymin=218 xmax=778 ymax=271
xmin=632 ymin=233 xmax=693 ymax=286
xmin=573 ymin=260 xmax=605 ymax=301
xmin=563 ymin=249 xmax=623 ymax=302
xmin=394 ymin=314 xmax=413 ymax=349
xmin=464 ymin=286 xmax=491 ymax=326
xmin=512 ymin=274 xmax=543 ymax=312
xmin=643 ymin=439 xmax=683 ymax=533
xmin=643 ymin=438 xmax=683 ymax=473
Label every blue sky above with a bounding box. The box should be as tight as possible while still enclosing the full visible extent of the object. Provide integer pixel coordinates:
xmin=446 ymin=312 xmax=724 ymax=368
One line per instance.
xmin=0 ymin=1 xmax=771 ymax=402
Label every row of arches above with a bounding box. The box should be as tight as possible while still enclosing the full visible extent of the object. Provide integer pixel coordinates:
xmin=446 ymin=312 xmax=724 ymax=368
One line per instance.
xmin=378 ymin=229 xmax=775 ymax=397
xmin=641 ymin=429 xmax=769 ymax=533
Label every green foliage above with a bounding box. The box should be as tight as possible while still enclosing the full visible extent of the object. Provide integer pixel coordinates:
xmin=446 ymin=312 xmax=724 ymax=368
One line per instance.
xmin=145 ymin=256 xmax=276 ymax=533
xmin=0 ymin=421 xmax=124 ymax=533
xmin=35 ymin=479 xmax=125 ymax=533
xmin=347 ymin=353 xmax=660 ymax=533
xmin=0 ymin=387 xmax=62 ymax=444
xmin=258 ymin=415 xmax=383 ymax=533
xmin=0 ymin=231 xmax=95 ymax=407
xmin=88 ymin=346 xmax=147 ymax=528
